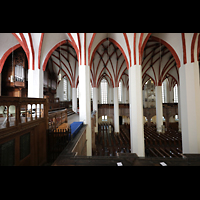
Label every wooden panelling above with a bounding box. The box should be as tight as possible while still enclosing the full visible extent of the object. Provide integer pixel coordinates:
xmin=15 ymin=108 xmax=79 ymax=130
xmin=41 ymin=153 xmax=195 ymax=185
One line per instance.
xmin=0 ymin=97 xmax=48 ymax=166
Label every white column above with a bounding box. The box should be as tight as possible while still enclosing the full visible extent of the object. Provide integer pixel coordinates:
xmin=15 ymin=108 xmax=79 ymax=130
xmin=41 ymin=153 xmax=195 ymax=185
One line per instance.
xmin=155 ymin=86 xmax=163 ymax=132
xmin=28 ymin=67 xmax=43 ymax=98
xmin=179 ymin=61 xmax=200 ymax=154
xmin=72 ymin=87 xmax=77 ymax=113
xmin=79 ymin=64 xmax=92 ymax=156
xmin=93 ymin=87 xmax=98 ymax=133
xmin=114 ymin=87 xmax=119 ymax=133
xmin=129 ymin=65 xmax=145 ymax=157
xmin=178 ymin=85 xmax=181 ymax=132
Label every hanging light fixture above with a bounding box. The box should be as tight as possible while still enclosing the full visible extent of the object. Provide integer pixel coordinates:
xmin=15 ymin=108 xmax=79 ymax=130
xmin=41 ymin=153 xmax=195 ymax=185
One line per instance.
xmin=58 ymin=46 xmax=62 ymax=81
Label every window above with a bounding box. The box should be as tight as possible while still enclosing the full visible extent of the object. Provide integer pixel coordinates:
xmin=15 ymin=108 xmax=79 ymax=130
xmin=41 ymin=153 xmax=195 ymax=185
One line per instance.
xmin=174 ymin=84 xmax=178 ymax=103
xmin=102 ymin=115 xmax=107 ymax=121
xmin=118 ymin=80 xmax=122 ymax=102
xmin=101 ymin=79 xmax=108 ymax=104
xmin=63 ymin=78 xmax=67 ymax=100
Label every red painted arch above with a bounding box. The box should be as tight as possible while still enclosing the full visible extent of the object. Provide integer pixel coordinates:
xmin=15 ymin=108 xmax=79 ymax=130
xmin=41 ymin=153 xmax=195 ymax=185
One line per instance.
xmin=123 ymin=33 xmax=132 ymax=67
xmin=42 ymin=39 xmax=78 ymax=72
xmin=191 ymin=33 xmax=198 ymax=63
xmin=77 ymin=33 xmax=82 ymax=65
xmin=140 ymin=33 xmax=152 ymax=65
xmin=133 ymin=33 xmax=136 ymax=65
xmin=88 ymin=33 xmax=96 ymax=67
xmin=89 ymin=38 xmax=129 ymax=70
xmin=67 ymin=33 xmax=79 ymax=64
xmin=0 ymin=44 xmax=21 ymax=73
xmin=40 ymin=33 xmax=79 ymax=71
xmin=28 ymin=33 xmax=35 ymax=70
xmin=12 ymin=33 xmax=30 ymax=68
xmin=142 ymin=74 xmax=156 ymax=89
xmin=150 ymin=36 xmax=181 ymax=68
xmin=42 ymin=40 xmax=67 ymax=71
xmin=19 ymin=33 xmax=30 ymax=68
xmin=197 ymin=34 xmax=200 ymax=62
xmin=181 ymin=33 xmax=187 ymax=64
xmin=97 ymin=74 xmax=114 ymax=88
xmin=38 ymin=33 xmax=44 ymax=69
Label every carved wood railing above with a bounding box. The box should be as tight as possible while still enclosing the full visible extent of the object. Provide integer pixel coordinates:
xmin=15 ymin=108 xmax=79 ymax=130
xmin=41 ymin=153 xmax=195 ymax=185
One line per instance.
xmin=48 ymin=109 xmax=68 ymax=131
xmin=0 ymin=96 xmax=48 ymax=166
xmin=0 ymin=96 xmax=48 ymax=134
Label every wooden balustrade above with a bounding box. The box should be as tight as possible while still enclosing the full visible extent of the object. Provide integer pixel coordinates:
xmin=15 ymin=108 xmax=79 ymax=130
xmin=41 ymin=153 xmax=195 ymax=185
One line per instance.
xmin=48 ymin=109 xmax=68 ymax=131
xmin=0 ymin=96 xmax=48 ymax=166
xmin=0 ymin=96 xmax=48 ymax=133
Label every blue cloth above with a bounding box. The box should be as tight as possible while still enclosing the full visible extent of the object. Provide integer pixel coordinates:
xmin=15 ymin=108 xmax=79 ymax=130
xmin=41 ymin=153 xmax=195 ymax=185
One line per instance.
xmin=70 ymin=122 xmax=83 ymax=138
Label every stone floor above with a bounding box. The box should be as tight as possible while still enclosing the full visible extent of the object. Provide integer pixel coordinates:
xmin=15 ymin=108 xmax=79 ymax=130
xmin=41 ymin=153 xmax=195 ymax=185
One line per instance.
xmin=67 ymin=113 xmax=79 ymax=125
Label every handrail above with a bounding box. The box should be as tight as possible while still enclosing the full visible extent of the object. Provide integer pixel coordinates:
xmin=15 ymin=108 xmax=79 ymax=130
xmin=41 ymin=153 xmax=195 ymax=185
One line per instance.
xmin=0 ymin=96 xmax=46 ymax=104
xmin=0 ymin=96 xmax=48 ymax=133
xmin=48 ymin=108 xmax=68 ymax=131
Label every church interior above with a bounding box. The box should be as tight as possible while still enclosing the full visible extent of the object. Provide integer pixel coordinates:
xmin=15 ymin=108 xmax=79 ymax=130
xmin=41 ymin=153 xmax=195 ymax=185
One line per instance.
xmin=1 ymin=33 xmax=200 ymax=166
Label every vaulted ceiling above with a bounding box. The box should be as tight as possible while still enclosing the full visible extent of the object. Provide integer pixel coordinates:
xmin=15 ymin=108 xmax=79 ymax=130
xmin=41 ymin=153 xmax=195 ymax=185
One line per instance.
xmin=142 ymin=35 xmax=179 ymax=89
xmin=0 ymin=33 xmax=199 ymax=91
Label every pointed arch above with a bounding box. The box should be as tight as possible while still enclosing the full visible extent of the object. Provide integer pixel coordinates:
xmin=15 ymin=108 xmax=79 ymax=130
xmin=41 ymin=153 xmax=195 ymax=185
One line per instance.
xmin=150 ymin=36 xmax=180 ymax=68
xmin=181 ymin=33 xmax=187 ymax=64
xmin=89 ymin=38 xmax=129 ymax=70
xmin=38 ymin=33 xmax=44 ymax=69
xmin=0 ymin=44 xmax=21 ymax=73
xmin=191 ymin=33 xmax=198 ymax=63
xmin=42 ymin=40 xmax=67 ymax=71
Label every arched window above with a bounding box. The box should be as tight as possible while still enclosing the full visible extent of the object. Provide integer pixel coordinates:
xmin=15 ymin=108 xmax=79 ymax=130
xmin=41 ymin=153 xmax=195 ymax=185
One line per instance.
xmin=63 ymin=77 xmax=68 ymax=101
xmin=101 ymin=79 xmax=108 ymax=104
xmin=174 ymin=84 xmax=178 ymax=103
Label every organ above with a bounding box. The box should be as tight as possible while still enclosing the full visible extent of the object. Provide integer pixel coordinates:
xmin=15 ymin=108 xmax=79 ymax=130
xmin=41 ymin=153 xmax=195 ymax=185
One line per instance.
xmin=1 ymin=47 xmax=28 ymax=97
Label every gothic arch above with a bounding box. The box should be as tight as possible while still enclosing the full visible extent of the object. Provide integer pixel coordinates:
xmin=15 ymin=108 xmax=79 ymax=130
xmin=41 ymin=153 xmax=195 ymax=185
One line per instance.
xmin=89 ymin=36 xmax=129 ymax=70
xmin=140 ymin=34 xmax=181 ymax=69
